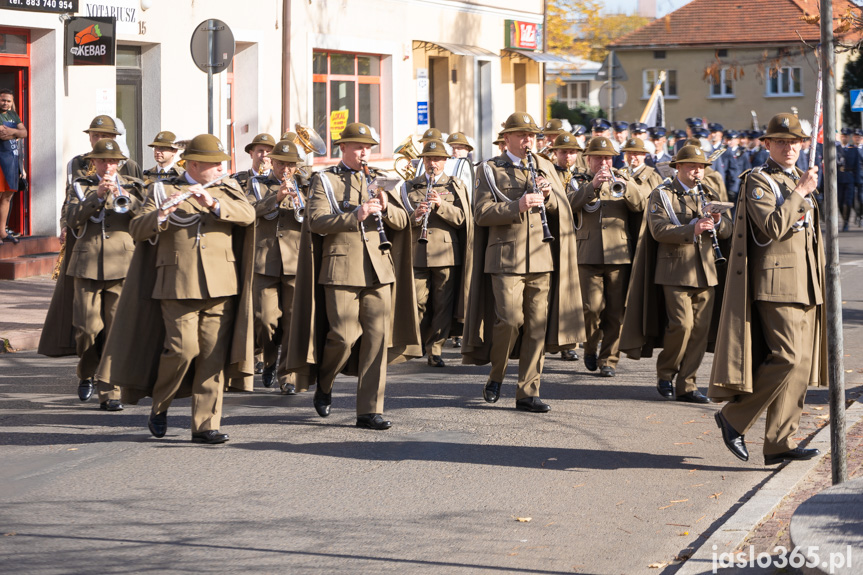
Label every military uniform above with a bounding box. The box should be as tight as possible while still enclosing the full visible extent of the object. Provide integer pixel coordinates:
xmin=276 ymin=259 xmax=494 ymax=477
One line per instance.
xmin=710 ymin=114 xmax=826 ymax=465
xmin=569 ymin=137 xmax=647 ymax=374
xmin=130 ymin=135 xmax=256 ymax=443
xmin=247 ymin=140 xmax=306 ymax=390
xmin=233 ymin=133 xmax=276 ymax=195
xmin=144 ymin=130 xmax=185 ymax=184
xmin=65 ymin=140 xmax=144 ymax=408
xmin=838 ymin=130 xmax=862 ymax=230
xmin=67 ymin=116 xmax=143 ymax=184
xmin=401 ymin=141 xmax=469 ymax=363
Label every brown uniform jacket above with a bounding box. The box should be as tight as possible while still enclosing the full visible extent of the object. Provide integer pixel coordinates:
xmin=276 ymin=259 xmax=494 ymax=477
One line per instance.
xmin=403 ymin=173 xmax=467 ymax=268
xmin=65 ymin=175 xmax=145 ymax=281
xmin=130 ymin=176 xmax=256 ymax=300
xmin=569 ymin=171 xmax=647 ymax=265
xmin=474 ymin=153 xmax=559 ymax=274
xmin=248 ymin=175 xmax=305 ymax=277
xmin=708 ymin=160 xmax=827 ymax=400
xmin=307 ymin=165 xmax=409 ymax=287
xmin=627 ymin=164 xmax=665 ymax=194
xmin=69 ymin=154 xmax=143 ymax=182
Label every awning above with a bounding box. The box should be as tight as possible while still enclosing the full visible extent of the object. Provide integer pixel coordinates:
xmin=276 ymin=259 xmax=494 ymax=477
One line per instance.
xmin=415 ymin=41 xmax=498 ymax=58
xmin=502 ymin=49 xmax=569 ymax=63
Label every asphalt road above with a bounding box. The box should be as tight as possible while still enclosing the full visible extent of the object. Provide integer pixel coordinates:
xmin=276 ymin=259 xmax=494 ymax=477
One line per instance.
xmin=2 ymin=229 xmax=862 ymax=575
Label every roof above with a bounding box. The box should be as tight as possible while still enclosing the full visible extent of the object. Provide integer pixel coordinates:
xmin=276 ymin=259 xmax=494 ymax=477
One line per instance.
xmin=610 ymin=0 xmax=861 ymax=49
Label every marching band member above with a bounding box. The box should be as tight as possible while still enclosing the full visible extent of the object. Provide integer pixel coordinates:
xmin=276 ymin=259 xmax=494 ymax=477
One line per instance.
xmin=143 ymin=131 xmax=184 ymax=183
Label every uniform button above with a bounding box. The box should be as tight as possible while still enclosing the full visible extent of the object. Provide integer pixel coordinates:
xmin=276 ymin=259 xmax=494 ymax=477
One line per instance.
xmin=279 ymin=233 xmax=284 ymax=237
xmin=738 ymin=234 xmax=743 ymax=238
xmin=530 ymin=224 xmax=534 ymax=228
xmin=602 ymin=226 xmax=607 ymax=229
xmin=737 ymin=252 xmax=743 ymax=257
xmin=737 ymin=270 xmax=742 ymax=275
xmin=105 ymin=224 xmax=111 ymax=228
xmin=104 ymin=234 xmax=110 ymax=238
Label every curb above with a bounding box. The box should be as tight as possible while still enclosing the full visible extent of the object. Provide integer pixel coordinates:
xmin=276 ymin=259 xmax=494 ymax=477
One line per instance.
xmin=674 ymin=399 xmax=863 ymax=575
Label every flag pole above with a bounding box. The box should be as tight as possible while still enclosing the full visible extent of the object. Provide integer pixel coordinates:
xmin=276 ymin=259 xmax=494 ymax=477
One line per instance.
xmin=639 ymin=70 xmax=666 ymax=123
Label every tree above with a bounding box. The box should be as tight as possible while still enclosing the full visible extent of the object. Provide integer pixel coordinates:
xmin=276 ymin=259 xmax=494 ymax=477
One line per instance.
xmin=547 ymin=0 xmax=649 ymax=63
xmin=840 ymin=51 xmax=863 ymax=128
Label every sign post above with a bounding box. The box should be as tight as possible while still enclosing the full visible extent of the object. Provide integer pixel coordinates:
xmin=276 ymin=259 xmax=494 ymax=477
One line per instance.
xmin=417 ymin=68 xmax=429 ymax=131
xmin=190 ymin=19 xmax=235 ymax=135
xmin=850 ymin=88 xmax=863 ymax=128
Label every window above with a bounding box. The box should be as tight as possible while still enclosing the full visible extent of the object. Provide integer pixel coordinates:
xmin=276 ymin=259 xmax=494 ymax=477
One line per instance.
xmin=557 ymin=81 xmax=589 ymax=108
xmin=767 ymin=66 xmax=803 ymax=96
xmin=643 ymin=69 xmax=677 ymax=99
xmin=312 ymin=50 xmax=383 ymax=161
xmin=116 ymin=45 xmax=142 ymax=166
xmin=653 ymin=51 xmax=666 ymax=59
xmin=709 ymin=69 xmax=734 ymax=98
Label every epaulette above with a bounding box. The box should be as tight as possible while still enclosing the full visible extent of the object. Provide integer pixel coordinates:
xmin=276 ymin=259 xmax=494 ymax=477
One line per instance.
xmin=231 ymin=171 xmax=251 ymax=185
xmin=323 ymin=164 xmax=345 ymax=174
xmin=571 ymin=172 xmax=590 ymax=185
xmin=738 ymin=167 xmax=755 ymax=181
xmin=73 ymin=175 xmax=97 ymax=185
xmin=492 ymin=158 xmax=516 ymax=169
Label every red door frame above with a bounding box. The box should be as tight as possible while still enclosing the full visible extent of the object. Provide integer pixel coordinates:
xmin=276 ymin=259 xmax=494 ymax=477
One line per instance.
xmin=0 ymin=26 xmax=31 ymax=237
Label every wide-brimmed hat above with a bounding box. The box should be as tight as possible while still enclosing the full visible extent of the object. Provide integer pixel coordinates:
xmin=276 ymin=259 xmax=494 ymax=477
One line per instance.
xmin=763 ymin=113 xmax=808 ymax=140
xmin=550 ymin=132 xmax=583 ymax=151
xmin=244 ymin=133 xmax=276 ymax=154
xmin=622 ymin=137 xmax=649 ymax=153
xmin=148 ymin=131 xmax=178 ymax=149
xmin=84 ymin=139 xmax=127 ymax=160
xmin=542 ymin=118 xmax=572 ymax=138
xmin=670 ymin=145 xmax=712 ymax=167
xmin=334 ymin=122 xmax=379 ymax=145
xmin=269 ymin=139 xmax=301 ymax=163
xmin=583 ymin=137 xmax=619 ymax=156
xmin=419 ymin=128 xmax=442 ymax=143
xmin=500 ymin=112 xmax=540 ymax=134
xmin=85 ymin=115 xmax=121 ymax=135
xmin=418 ymin=140 xmax=450 ymax=158
xmin=181 ymin=134 xmax=232 ymax=162
xmin=447 ymin=132 xmax=473 ymax=151
xmin=493 ymin=132 xmax=504 ymax=146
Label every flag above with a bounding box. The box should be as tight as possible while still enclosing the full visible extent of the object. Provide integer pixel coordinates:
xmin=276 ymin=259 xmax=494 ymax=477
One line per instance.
xmin=643 ymin=89 xmax=665 ymax=128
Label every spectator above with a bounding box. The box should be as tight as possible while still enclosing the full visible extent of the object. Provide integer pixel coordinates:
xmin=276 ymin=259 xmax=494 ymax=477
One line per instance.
xmin=0 ymin=88 xmax=27 ymax=244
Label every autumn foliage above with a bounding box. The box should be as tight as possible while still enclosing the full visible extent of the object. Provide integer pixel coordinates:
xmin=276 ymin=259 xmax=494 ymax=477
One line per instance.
xmin=547 ymin=0 xmax=649 ymax=63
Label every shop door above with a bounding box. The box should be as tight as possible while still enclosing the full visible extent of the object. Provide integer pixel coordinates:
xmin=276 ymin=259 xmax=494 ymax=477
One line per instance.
xmin=0 ymin=27 xmax=31 ymax=237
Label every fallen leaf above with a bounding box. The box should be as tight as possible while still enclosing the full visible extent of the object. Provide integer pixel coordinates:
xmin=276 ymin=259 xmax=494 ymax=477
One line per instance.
xmin=616 ymin=500 xmax=625 ymax=506
xmin=670 ymin=499 xmax=689 ymax=503
xmin=649 ymin=562 xmax=668 ymax=569
xmin=3 ymin=532 xmax=16 ymax=537
xmin=816 ymin=415 xmax=830 ymax=420
xmin=709 ymin=492 xmax=723 ymax=499
xmin=813 ymin=406 xmax=825 ymax=411
xmin=674 ymin=442 xmax=693 ymax=445
xmin=67 ymin=448 xmax=78 ymax=451
xmin=682 ymin=420 xmax=696 ymax=424
xmin=572 ymin=484 xmax=585 ymax=489
xmin=515 ymin=517 xmax=532 ymax=523
xmin=508 ymin=552 xmax=518 ymax=556
xmin=679 ymin=531 xmax=689 ymax=536
xmin=658 ymin=504 xmax=674 ymax=510
xmin=645 ymin=414 xmax=656 ymax=419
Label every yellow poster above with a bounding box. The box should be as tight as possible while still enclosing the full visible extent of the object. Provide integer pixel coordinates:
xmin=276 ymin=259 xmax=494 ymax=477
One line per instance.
xmin=329 ymin=110 xmax=350 ymax=141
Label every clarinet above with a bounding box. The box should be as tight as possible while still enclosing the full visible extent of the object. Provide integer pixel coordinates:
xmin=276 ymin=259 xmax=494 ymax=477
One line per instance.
xmin=417 ymin=172 xmax=432 ymax=244
xmin=523 ymin=148 xmax=554 ymax=243
xmin=360 ymin=161 xmax=392 ymax=252
xmin=694 ymin=178 xmax=726 ymax=264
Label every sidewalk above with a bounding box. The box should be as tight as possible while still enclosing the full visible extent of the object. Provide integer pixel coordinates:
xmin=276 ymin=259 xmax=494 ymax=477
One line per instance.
xmin=0 ymin=274 xmax=55 ymax=352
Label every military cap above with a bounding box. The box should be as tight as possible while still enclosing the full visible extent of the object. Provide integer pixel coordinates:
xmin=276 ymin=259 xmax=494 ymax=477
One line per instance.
xmin=591 ymin=118 xmax=612 ymax=132
xmin=708 ymin=122 xmax=724 ymax=133
xmin=550 ymin=132 xmax=583 ymax=151
xmin=683 ymin=138 xmax=703 ymax=148
xmin=685 ymin=117 xmax=704 ymax=128
xmin=420 ymin=128 xmax=443 ymax=142
xmin=648 ymin=126 xmax=667 ymax=139
xmin=418 ymin=139 xmax=450 ymax=158
xmin=84 ymin=139 xmax=127 ymax=160
xmin=244 ymin=133 xmax=275 ymax=154
xmin=583 ymin=137 xmax=619 ymax=156
xmin=750 ymin=129 xmax=765 ymax=140
xmin=571 ymin=124 xmax=587 ymax=136
xmin=269 ymin=139 xmax=301 ymax=163
xmin=841 ymin=127 xmax=854 ymax=136
xmin=181 ymin=134 xmax=232 ymax=163
xmin=671 ymin=129 xmax=687 ymax=140
xmin=148 ymin=131 xmax=178 ymax=149
xmin=629 ymin=122 xmax=649 ymax=134
xmin=763 ymin=113 xmax=808 ymax=140
xmin=500 ymin=112 xmax=541 ymax=134
xmin=447 ymin=132 xmax=474 ymax=151
xmin=622 ymin=137 xmax=649 ymax=153
xmin=855 ymin=128 xmax=863 ymax=137
xmin=334 ymin=122 xmax=379 ymax=145
xmin=670 ymin=144 xmax=712 ymax=167
xmin=84 ymin=115 xmax=121 ymax=135
xmin=542 ymin=118 xmax=573 ymax=137
xmin=723 ymin=129 xmax=740 ymax=139
xmin=613 ymin=121 xmax=629 ymax=132
xmin=281 ymin=131 xmax=298 ymax=141
xmin=691 ymin=127 xmax=709 ymax=139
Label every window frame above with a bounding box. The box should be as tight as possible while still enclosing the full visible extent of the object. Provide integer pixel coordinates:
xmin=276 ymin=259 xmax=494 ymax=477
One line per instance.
xmin=766 ymin=66 xmax=803 ymax=97
xmin=642 ymin=69 xmax=677 ymax=99
xmin=708 ymin=68 xmax=735 ymax=99
xmin=557 ymin=81 xmax=590 ymax=108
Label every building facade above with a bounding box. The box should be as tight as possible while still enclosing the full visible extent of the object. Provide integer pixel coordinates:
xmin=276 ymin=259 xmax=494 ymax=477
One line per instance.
xmin=0 ymin=0 xmax=558 ymax=238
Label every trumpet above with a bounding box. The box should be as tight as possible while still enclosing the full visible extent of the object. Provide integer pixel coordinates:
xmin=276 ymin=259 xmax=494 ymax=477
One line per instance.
xmin=417 ymin=169 xmax=433 ymax=244
xmin=279 ymin=170 xmax=305 ymax=222
xmin=607 ymin=167 xmax=627 ymax=198
xmin=694 ymin=178 xmax=726 ymax=265
xmin=102 ymin=171 xmax=131 ymax=214
xmin=523 ymin=147 xmax=554 ymax=244
xmin=160 ymin=174 xmax=230 ymax=211
xmin=360 ymin=161 xmax=392 ymax=251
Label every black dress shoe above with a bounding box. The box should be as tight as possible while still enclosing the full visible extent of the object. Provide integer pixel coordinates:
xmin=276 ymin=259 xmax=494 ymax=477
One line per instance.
xmin=261 ymin=363 xmax=277 ymax=388
xmin=516 ymin=397 xmax=551 ymax=413
xmin=77 ymin=379 xmax=94 ymax=402
xmin=148 ymin=410 xmax=168 ymax=438
xmin=656 ymin=379 xmax=674 ymax=398
xmin=764 ymin=447 xmax=821 ymax=466
xmin=584 ymin=354 xmax=598 ymax=371
xmin=483 ymin=380 xmax=501 ymax=403
xmin=99 ymin=400 xmax=124 ymax=411
xmin=192 ymin=430 xmax=230 ymax=444
xmin=254 ymin=361 xmax=264 ymax=374
xmin=599 ymin=366 xmax=616 ymax=377
xmin=676 ymin=390 xmax=710 ymax=404
xmin=560 ymin=349 xmax=579 ymax=361
xmin=313 ymin=388 xmax=331 ymax=417
xmin=452 ymin=337 xmax=462 ymax=348
xmin=715 ymin=411 xmax=749 ymax=462
xmin=356 ymin=413 xmax=392 ymax=430
xmin=427 ymin=355 xmax=445 ymax=368
xmin=280 ymin=382 xmax=297 ymax=395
